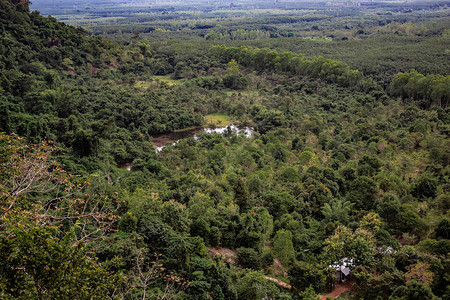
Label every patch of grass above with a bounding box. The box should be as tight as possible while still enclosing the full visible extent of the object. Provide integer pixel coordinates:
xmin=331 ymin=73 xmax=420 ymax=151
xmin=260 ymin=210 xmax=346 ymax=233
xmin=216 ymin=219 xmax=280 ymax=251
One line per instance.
xmin=133 ymin=81 xmax=153 ymax=89
xmin=205 ymin=114 xmax=232 ymax=127
xmin=154 ymin=75 xmax=181 ymax=86
xmin=133 ymin=76 xmax=182 ymax=89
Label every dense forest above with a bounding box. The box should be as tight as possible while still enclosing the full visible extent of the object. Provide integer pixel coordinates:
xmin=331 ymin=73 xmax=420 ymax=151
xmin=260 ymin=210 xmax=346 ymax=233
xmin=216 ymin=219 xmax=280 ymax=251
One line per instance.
xmin=0 ymin=0 xmax=449 ymax=299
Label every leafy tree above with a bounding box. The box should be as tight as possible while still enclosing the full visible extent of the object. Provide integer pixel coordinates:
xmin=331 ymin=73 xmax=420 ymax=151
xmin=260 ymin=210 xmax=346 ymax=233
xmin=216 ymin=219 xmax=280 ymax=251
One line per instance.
xmin=376 ymin=193 xmax=401 ymax=226
xmin=118 ymin=212 xmax=138 ymax=233
xmin=273 ymin=229 xmax=296 ymax=266
xmin=322 ymin=225 xmax=353 ymax=264
xmin=234 ymin=178 xmax=250 ymax=213
xmin=299 ymin=285 xmax=320 ymax=300
xmin=213 ymin=285 xmax=225 ymax=300
xmin=412 ymin=173 xmax=438 ymax=200
xmin=288 ymin=261 xmax=325 ymax=292
xmin=0 ymin=221 xmax=123 ymax=299
xmin=237 ymin=270 xmax=279 ymax=300
xmin=167 ymin=234 xmax=195 ymax=271
xmin=236 ymin=247 xmax=262 ymax=270
xmin=359 ymin=212 xmax=382 ymax=233
xmin=346 ymin=176 xmax=378 ymax=211
xmin=322 ymin=199 xmax=354 ymax=224
xmin=434 ymin=218 xmax=450 ymax=240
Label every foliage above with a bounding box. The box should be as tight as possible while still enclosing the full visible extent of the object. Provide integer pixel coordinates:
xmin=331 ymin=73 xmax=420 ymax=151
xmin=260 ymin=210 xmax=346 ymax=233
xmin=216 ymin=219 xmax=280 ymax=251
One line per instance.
xmin=0 ymin=1 xmax=449 ymax=298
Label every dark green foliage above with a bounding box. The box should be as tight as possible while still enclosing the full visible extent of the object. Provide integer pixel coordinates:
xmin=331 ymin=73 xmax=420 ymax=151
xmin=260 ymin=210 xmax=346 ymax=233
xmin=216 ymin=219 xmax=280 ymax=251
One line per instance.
xmin=118 ymin=212 xmax=138 ymax=233
xmin=1 ymin=1 xmax=449 ymax=298
xmin=435 ymin=218 xmax=450 ymax=240
xmin=347 ymin=176 xmax=378 ymax=211
xmin=0 ymin=221 xmax=122 ymax=299
xmin=390 ymin=70 xmax=450 ymax=108
xmin=288 ymin=261 xmax=325 ymax=292
xmin=213 ymin=285 xmax=225 ymax=300
xmin=223 ymin=74 xmax=249 ymax=90
xmin=401 ymin=280 xmax=434 ymax=300
xmin=234 ymin=178 xmax=250 ymax=213
xmin=412 ymin=173 xmax=438 ymax=200
xmin=236 ymin=247 xmax=262 ymax=270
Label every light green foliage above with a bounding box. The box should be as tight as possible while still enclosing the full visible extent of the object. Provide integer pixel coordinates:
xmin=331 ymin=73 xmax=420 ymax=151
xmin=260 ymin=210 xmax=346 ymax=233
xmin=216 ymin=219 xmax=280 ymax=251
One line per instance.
xmin=237 ymin=270 xmax=279 ymax=300
xmin=227 ymin=59 xmax=240 ymax=76
xmin=322 ymin=199 xmax=354 ymax=224
xmin=234 ymin=178 xmax=250 ymax=213
xmin=273 ymin=229 xmax=296 ymax=266
xmin=161 ymin=200 xmax=189 ymax=232
xmin=1 ymin=1 xmax=449 ymax=299
xmin=323 ymin=225 xmax=376 ymax=269
xmin=118 ymin=212 xmax=138 ymax=233
xmin=0 ymin=221 xmax=122 ymax=299
xmin=188 ymin=192 xmax=216 ymax=220
xmin=299 ymin=150 xmax=317 ymax=166
xmin=323 ymin=225 xmax=354 ymax=264
xmin=299 ymin=285 xmax=320 ymax=300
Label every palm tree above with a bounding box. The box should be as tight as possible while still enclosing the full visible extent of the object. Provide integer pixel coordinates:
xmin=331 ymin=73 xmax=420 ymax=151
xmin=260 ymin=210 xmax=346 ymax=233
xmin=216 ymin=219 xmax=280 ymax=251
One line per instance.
xmin=167 ymin=234 xmax=194 ymax=271
xmin=322 ymin=199 xmax=354 ymax=224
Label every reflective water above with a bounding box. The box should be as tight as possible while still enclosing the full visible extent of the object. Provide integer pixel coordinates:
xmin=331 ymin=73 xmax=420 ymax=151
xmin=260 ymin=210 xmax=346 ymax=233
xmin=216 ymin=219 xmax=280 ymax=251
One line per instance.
xmin=118 ymin=125 xmax=254 ymax=170
xmin=153 ymin=124 xmax=254 ymax=152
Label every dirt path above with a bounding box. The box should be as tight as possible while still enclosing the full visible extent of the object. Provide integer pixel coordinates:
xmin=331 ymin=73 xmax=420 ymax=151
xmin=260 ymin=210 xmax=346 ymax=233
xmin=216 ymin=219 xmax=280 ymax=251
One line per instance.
xmin=273 ymin=258 xmax=288 ymax=276
xmin=265 ymin=276 xmax=292 ymax=289
xmin=319 ymin=282 xmax=354 ymax=299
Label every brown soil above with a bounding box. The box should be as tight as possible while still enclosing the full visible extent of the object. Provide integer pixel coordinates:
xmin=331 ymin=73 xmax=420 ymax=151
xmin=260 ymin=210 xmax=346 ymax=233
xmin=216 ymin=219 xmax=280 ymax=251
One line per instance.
xmin=151 ymin=128 xmax=203 ymax=147
xmin=320 ymin=281 xmax=354 ymax=299
xmin=273 ymin=258 xmax=288 ymax=276
xmin=265 ymin=276 xmax=292 ymax=289
xmin=209 ymin=247 xmax=236 ymax=264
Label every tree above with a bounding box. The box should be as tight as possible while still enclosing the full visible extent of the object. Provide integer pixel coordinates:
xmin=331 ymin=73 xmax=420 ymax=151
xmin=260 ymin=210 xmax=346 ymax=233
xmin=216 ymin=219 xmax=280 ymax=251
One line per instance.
xmin=237 ymin=270 xmax=279 ymax=300
xmin=273 ymin=229 xmax=296 ymax=266
xmin=289 ymin=261 xmax=325 ymax=292
xmin=118 ymin=212 xmax=138 ymax=233
xmin=227 ymin=59 xmax=240 ymax=76
xmin=346 ymin=176 xmax=378 ymax=211
xmin=349 ymin=230 xmax=376 ymax=269
xmin=0 ymin=134 xmax=118 ymax=243
xmin=234 ymin=178 xmax=250 ymax=213
xmin=252 ymin=207 xmax=273 ymax=243
xmin=236 ymin=247 xmax=262 ymax=270
xmin=405 ymin=262 xmax=434 ymax=286
xmin=375 ymin=193 xmax=401 ymax=226
xmin=323 ymin=225 xmax=353 ymax=264
xmin=322 ymin=199 xmax=354 ymax=224
xmin=0 ymin=221 xmax=123 ymax=299
xmin=323 ymin=225 xmax=376 ymax=270
xmin=412 ymin=174 xmax=438 ymax=200
xmin=0 ymin=134 xmax=122 ymax=297
xmin=435 ymin=218 xmax=450 ymax=240
xmin=167 ymin=234 xmax=194 ymax=271
xmin=213 ymin=285 xmax=225 ymax=300
xmin=402 ymin=280 xmax=434 ymax=300
xmin=359 ymin=212 xmax=382 ymax=233
xmin=299 ymin=285 xmax=320 ymax=300
xmin=127 ymin=251 xmax=186 ymax=299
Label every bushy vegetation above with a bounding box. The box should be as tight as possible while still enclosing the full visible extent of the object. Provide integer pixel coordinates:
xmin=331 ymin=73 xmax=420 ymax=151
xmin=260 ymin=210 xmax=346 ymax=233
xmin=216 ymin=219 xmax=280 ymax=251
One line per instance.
xmin=1 ymin=0 xmax=449 ymax=299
